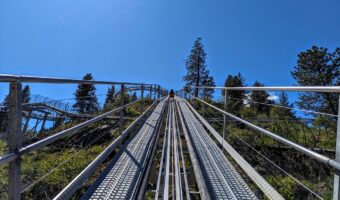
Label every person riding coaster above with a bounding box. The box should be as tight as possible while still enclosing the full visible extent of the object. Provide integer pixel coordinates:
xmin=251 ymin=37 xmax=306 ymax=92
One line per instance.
xmin=169 ymin=89 xmax=175 ymax=97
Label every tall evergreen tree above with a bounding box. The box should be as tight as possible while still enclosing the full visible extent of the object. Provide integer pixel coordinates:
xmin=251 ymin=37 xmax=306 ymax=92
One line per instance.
xmin=1 ymin=85 xmax=30 ymax=106
xmin=22 ymin=85 xmax=31 ymax=103
xmin=223 ymin=73 xmax=246 ymax=112
xmin=0 ymin=95 xmax=9 ymax=131
xmin=0 ymin=85 xmax=30 ymax=131
xmin=270 ymin=92 xmax=295 ymax=118
xmin=73 ymin=73 xmax=99 ymax=114
xmin=291 ymin=46 xmax=339 ymax=115
xmin=104 ymin=85 xmax=115 ymax=109
xmin=250 ymin=81 xmax=273 ymax=114
xmin=1 ymin=95 xmax=9 ymax=107
xmin=183 ymin=38 xmax=216 ymax=98
xmin=131 ymin=92 xmax=138 ymax=102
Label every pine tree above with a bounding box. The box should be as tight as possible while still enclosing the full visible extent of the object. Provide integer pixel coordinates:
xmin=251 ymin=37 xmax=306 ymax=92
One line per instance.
xmin=104 ymin=85 xmax=115 ymax=109
xmin=0 ymin=95 xmax=9 ymax=131
xmin=223 ymin=73 xmax=246 ymax=113
xmin=22 ymin=85 xmax=31 ymax=103
xmin=131 ymin=92 xmax=138 ymax=102
xmin=183 ymin=38 xmax=216 ymax=98
xmin=291 ymin=46 xmax=339 ymax=115
xmin=73 ymin=73 xmax=99 ymax=114
xmin=270 ymin=92 xmax=295 ymax=118
xmin=250 ymin=81 xmax=273 ymax=114
xmin=0 ymin=85 xmax=30 ymax=131
xmin=1 ymin=95 xmax=9 ymax=107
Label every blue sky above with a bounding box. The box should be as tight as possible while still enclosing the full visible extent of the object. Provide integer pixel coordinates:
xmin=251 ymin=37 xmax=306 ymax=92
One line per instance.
xmin=0 ymin=0 xmax=339 ymax=102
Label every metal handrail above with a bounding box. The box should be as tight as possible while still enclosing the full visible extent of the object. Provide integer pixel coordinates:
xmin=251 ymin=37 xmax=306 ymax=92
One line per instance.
xmin=188 ymin=85 xmax=340 ymax=93
xmin=0 ymin=74 xmax=165 ymax=200
xmin=54 ymin=97 xmax=164 ymax=200
xmin=0 ymin=74 xmax=154 ymax=86
xmin=0 ymin=99 xmax=143 ymax=166
xmin=184 ymin=98 xmax=284 ymax=199
xmin=193 ymin=97 xmax=340 ymax=171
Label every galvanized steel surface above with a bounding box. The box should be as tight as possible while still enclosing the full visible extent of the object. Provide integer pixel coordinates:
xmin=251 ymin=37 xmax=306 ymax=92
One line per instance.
xmin=81 ymin=100 xmax=166 ymax=200
xmin=178 ymin=98 xmax=257 ymax=199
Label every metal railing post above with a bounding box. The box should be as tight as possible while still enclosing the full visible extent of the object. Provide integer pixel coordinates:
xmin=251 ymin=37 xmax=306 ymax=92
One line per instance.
xmin=149 ymin=85 xmax=152 ymax=100
xmin=119 ymin=84 xmax=125 ymax=134
xmin=157 ymin=85 xmax=160 ymax=99
xmin=153 ymin=85 xmax=156 ymax=100
xmin=333 ymin=94 xmax=340 ymax=200
xmin=141 ymin=84 xmax=144 ymax=112
xmin=202 ymin=88 xmax=206 ymax=117
xmin=222 ymin=89 xmax=228 ymax=150
xmin=8 ymin=82 xmax=22 ymax=200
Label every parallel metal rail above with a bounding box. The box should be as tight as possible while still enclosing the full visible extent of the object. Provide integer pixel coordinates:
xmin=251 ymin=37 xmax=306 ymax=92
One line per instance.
xmin=175 ymin=100 xmax=210 ymax=199
xmin=189 ymin=84 xmax=340 ymax=199
xmin=174 ymin=103 xmax=191 ymax=200
xmin=154 ymin=103 xmax=170 ymax=199
xmin=178 ymin=98 xmax=257 ymax=199
xmin=172 ymin=100 xmax=183 ymax=200
xmin=162 ymin=100 xmax=172 ymax=199
xmin=194 ymin=97 xmax=340 ymax=171
xmin=185 ymin=99 xmax=284 ymax=200
xmin=155 ymin=99 xmax=192 ymax=199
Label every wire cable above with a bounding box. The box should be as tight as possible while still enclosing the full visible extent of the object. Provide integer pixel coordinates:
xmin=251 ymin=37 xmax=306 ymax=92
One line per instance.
xmin=227 ymin=129 xmax=324 ymax=199
xmin=20 ymin=126 xmax=117 ymax=193
xmin=204 ymin=112 xmax=324 ymax=199
xmin=228 ymin=97 xmax=337 ymax=117
xmin=23 ymin=94 xmax=106 ymax=106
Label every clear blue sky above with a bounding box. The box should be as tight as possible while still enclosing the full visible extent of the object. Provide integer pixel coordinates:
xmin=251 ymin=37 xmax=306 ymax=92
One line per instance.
xmin=0 ymin=0 xmax=339 ymax=101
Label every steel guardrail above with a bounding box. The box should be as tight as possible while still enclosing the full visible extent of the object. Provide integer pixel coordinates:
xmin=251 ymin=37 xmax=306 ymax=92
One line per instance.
xmin=193 ymin=97 xmax=340 ymax=171
xmin=184 ymin=98 xmax=284 ymax=200
xmin=54 ymin=98 xmax=163 ymax=200
xmin=0 ymin=99 xmax=143 ymax=166
xmin=0 ymin=74 xmax=154 ymax=86
xmin=189 ymin=85 xmax=340 ymax=93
